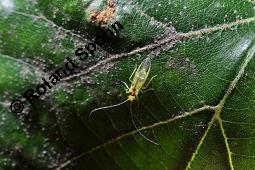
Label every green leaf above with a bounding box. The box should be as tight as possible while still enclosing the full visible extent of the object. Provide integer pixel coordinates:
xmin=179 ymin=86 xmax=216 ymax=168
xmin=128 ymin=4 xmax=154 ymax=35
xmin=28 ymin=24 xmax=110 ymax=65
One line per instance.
xmin=0 ymin=0 xmax=255 ymax=169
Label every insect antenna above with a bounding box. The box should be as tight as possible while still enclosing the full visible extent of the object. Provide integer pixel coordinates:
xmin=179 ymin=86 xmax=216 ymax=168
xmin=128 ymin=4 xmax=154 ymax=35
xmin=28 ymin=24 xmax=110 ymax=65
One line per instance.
xmin=89 ymin=99 xmax=129 ymax=119
xmin=129 ymin=103 xmax=159 ymax=145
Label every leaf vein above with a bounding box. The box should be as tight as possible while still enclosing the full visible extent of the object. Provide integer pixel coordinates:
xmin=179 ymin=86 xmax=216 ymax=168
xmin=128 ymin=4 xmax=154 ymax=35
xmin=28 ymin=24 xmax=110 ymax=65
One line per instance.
xmin=55 ymin=105 xmax=215 ymax=169
xmin=64 ymin=16 xmax=255 ymax=80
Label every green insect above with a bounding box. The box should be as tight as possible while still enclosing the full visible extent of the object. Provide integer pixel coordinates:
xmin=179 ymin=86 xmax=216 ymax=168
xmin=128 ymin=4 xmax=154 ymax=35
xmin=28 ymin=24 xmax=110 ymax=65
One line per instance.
xmin=90 ymin=57 xmax=158 ymax=145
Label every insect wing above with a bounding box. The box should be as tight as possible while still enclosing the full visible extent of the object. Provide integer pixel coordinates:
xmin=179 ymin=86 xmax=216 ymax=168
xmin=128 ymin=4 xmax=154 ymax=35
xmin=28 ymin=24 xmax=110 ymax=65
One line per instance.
xmin=135 ymin=57 xmax=151 ymax=80
xmin=137 ymin=57 xmax=151 ymax=73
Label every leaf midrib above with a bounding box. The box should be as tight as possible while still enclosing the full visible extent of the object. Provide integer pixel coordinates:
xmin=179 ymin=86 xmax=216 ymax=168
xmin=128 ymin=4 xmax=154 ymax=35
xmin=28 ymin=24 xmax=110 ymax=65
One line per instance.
xmin=65 ymin=16 xmax=255 ymax=80
xmin=8 ymin=10 xmax=255 ymax=82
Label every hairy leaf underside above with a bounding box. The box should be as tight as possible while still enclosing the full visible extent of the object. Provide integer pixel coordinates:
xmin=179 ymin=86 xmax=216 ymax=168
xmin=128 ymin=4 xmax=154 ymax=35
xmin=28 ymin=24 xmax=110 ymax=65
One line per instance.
xmin=0 ymin=0 xmax=255 ymax=169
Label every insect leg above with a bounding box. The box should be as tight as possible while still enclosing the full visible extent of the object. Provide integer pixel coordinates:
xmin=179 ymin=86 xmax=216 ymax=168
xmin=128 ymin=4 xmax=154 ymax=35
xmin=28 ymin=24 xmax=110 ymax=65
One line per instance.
xmin=142 ymin=75 xmax=157 ymax=89
xmin=140 ymin=88 xmax=155 ymax=93
xmin=121 ymin=81 xmax=130 ymax=93
xmin=129 ymin=65 xmax=137 ymax=82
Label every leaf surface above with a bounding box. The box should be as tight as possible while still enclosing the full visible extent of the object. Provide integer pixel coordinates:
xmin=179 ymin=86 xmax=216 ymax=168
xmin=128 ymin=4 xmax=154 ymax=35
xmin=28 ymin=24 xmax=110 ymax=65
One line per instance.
xmin=0 ymin=0 xmax=255 ymax=169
